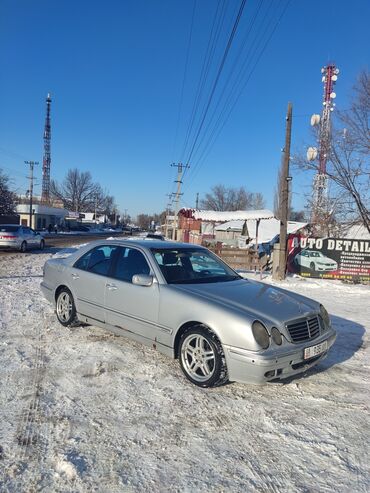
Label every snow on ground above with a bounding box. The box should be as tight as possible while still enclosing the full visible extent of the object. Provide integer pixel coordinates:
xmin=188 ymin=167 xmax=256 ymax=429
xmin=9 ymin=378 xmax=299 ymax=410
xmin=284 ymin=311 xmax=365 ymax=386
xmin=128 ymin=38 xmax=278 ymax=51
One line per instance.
xmin=0 ymin=249 xmax=369 ymax=492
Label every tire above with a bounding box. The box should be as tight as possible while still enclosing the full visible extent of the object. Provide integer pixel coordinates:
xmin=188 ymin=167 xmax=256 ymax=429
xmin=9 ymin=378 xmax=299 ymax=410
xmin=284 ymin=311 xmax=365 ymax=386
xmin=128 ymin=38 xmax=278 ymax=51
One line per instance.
xmin=310 ymin=261 xmax=316 ymax=271
xmin=20 ymin=241 xmax=27 ymax=253
xmin=39 ymin=239 xmax=45 ymax=250
xmin=56 ymin=288 xmax=79 ymax=327
xmin=178 ymin=325 xmax=228 ymax=388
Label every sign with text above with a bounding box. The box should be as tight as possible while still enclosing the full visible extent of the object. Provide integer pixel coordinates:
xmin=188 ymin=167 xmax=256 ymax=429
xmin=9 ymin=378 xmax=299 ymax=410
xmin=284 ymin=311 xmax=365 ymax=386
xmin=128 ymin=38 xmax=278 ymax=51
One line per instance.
xmin=287 ymin=235 xmax=370 ymax=282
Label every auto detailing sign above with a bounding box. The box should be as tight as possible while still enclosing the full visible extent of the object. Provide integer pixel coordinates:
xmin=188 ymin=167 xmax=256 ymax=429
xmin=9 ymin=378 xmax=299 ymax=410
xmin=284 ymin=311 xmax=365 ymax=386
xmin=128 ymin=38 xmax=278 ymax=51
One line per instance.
xmin=287 ymin=235 xmax=370 ymax=282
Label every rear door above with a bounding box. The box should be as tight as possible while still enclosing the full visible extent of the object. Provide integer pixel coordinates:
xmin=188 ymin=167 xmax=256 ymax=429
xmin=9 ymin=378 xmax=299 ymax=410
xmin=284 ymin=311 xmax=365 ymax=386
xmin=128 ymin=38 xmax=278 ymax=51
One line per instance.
xmin=70 ymin=244 xmax=118 ymax=323
xmin=105 ymin=246 xmax=162 ymax=342
xmin=21 ymin=227 xmax=37 ymax=246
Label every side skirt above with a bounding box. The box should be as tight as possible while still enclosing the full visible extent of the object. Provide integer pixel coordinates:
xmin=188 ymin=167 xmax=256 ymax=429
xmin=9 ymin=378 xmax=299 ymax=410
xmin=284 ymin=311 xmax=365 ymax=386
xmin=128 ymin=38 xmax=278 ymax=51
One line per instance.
xmin=77 ymin=313 xmax=175 ymax=359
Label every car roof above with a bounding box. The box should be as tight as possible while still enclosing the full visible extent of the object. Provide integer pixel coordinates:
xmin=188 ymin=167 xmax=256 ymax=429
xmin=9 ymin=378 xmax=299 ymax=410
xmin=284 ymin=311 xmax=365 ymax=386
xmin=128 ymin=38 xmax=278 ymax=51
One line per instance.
xmin=83 ymin=238 xmax=207 ymax=250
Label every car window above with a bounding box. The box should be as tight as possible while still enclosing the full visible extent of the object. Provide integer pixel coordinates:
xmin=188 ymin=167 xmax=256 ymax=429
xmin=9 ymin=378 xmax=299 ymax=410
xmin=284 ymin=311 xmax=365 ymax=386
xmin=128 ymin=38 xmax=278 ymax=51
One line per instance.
xmin=112 ymin=247 xmax=150 ymax=283
xmin=74 ymin=245 xmax=118 ymax=276
xmin=0 ymin=225 xmax=20 ymax=232
xmin=22 ymin=227 xmax=31 ymax=234
xmin=151 ymin=248 xmax=240 ymax=284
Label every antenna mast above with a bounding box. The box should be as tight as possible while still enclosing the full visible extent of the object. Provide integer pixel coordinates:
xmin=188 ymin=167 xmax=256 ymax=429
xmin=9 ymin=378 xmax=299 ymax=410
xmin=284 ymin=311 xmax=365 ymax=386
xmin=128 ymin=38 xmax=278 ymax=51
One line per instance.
xmin=41 ymin=93 xmax=52 ymax=204
xmin=309 ymin=64 xmax=339 ymax=232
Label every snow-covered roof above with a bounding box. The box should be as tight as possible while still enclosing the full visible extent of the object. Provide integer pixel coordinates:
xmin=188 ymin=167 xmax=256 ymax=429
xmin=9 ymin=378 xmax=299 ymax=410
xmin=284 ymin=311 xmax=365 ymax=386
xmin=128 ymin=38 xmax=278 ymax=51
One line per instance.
xmin=180 ymin=209 xmax=275 ymax=222
xmin=215 ymin=218 xmax=307 ymax=243
xmin=16 ymin=204 xmax=68 ymax=216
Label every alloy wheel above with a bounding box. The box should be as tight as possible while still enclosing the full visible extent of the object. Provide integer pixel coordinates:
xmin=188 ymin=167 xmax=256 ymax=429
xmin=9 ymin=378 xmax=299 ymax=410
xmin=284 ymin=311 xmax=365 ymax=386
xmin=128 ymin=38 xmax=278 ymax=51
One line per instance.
xmin=180 ymin=334 xmax=216 ymax=383
xmin=57 ymin=292 xmax=73 ymax=323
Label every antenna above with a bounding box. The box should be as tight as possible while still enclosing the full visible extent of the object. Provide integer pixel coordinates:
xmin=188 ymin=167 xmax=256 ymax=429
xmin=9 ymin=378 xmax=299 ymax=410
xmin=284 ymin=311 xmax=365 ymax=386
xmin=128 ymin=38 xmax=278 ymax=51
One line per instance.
xmin=41 ymin=93 xmax=52 ymax=204
xmin=310 ymin=65 xmax=339 ymax=232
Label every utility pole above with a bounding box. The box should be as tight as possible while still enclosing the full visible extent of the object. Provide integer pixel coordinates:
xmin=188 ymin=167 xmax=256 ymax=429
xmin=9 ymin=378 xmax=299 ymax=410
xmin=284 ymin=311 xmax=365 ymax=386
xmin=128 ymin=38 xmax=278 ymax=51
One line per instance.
xmin=275 ymin=103 xmax=293 ymax=281
xmin=195 ymin=192 xmax=199 ymax=209
xmin=164 ymin=193 xmax=172 ymax=238
xmin=25 ymin=161 xmax=39 ymax=228
xmin=171 ymin=163 xmax=190 ymax=241
xmin=94 ymin=195 xmax=98 ymax=225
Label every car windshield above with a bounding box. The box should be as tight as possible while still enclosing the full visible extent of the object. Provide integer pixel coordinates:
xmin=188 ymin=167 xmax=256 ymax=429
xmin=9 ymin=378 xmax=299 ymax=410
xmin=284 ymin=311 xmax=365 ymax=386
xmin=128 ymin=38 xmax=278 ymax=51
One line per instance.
xmin=151 ymin=248 xmax=241 ymax=284
xmin=0 ymin=225 xmax=19 ymax=232
xmin=310 ymin=251 xmax=323 ymax=258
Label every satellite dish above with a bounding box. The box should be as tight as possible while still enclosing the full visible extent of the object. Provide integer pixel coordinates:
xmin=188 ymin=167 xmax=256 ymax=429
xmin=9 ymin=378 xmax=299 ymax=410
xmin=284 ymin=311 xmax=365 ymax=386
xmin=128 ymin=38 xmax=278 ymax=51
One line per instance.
xmin=330 ymin=92 xmax=336 ymax=99
xmin=335 ymin=68 xmax=340 ymax=74
xmin=322 ymin=76 xmax=326 ymax=82
xmin=331 ymin=74 xmax=338 ymax=82
xmin=310 ymin=114 xmax=321 ymax=126
xmin=307 ymin=147 xmax=318 ymax=161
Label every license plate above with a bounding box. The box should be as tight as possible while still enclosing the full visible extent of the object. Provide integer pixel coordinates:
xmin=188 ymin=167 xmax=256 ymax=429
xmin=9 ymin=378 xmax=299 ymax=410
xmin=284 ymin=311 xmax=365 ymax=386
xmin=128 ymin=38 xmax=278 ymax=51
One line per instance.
xmin=304 ymin=340 xmax=328 ymax=360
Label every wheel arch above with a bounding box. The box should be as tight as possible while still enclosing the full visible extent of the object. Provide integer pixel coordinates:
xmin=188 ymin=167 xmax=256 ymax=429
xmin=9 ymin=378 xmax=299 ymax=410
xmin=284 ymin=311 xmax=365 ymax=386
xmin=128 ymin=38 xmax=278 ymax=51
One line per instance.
xmin=174 ymin=321 xmax=222 ymax=359
xmin=55 ymin=284 xmax=71 ymax=302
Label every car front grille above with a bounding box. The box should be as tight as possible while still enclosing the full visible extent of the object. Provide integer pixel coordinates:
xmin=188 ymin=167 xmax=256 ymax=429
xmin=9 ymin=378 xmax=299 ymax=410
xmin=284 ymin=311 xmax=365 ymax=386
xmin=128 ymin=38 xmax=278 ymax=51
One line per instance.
xmin=286 ymin=316 xmax=320 ymax=343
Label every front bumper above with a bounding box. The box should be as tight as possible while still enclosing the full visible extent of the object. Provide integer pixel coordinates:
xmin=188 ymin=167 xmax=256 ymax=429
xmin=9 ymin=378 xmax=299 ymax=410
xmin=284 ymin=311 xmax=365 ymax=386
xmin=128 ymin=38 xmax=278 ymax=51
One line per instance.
xmin=316 ymin=265 xmax=337 ymax=271
xmin=223 ymin=328 xmax=337 ymax=384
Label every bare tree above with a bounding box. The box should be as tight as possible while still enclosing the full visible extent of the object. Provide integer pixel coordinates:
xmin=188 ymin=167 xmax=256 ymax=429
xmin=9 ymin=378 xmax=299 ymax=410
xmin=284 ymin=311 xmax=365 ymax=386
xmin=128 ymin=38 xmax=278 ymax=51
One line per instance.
xmin=50 ymin=168 xmax=116 ymax=215
xmin=294 ymin=70 xmax=370 ymax=233
xmin=200 ymin=184 xmax=265 ymax=211
xmin=0 ymin=168 xmax=16 ymax=214
xmin=136 ymin=211 xmax=166 ymax=230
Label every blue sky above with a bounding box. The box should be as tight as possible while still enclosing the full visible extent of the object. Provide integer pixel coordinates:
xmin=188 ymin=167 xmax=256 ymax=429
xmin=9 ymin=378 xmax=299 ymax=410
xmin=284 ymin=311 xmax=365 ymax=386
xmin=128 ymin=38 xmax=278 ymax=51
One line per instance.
xmin=0 ymin=0 xmax=369 ymax=218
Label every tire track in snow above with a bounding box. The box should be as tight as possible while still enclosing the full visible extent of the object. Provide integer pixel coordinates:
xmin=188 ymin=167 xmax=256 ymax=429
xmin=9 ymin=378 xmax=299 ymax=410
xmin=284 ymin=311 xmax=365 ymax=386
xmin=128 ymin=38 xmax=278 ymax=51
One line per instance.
xmin=1 ymin=311 xmax=54 ymax=492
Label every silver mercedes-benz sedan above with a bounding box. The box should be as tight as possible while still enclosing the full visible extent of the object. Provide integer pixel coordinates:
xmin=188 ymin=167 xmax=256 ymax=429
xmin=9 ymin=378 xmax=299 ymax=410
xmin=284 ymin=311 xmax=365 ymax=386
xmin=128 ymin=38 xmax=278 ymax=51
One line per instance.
xmin=41 ymin=239 xmax=336 ymax=387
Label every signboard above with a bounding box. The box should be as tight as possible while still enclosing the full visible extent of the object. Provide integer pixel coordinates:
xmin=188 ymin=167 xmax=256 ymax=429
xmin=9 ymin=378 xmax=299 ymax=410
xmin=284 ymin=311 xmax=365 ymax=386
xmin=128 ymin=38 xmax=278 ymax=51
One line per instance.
xmin=287 ymin=235 xmax=370 ymax=282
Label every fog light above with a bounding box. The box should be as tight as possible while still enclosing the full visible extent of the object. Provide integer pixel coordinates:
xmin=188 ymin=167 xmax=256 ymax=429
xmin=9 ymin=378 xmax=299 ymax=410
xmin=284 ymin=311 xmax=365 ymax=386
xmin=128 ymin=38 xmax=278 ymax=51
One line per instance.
xmin=264 ymin=370 xmax=275 ymax=378
xmin=271 ymin=327 xmax=282 ymax=345
xmin=252 ymin=321 xmax=270 ymax=349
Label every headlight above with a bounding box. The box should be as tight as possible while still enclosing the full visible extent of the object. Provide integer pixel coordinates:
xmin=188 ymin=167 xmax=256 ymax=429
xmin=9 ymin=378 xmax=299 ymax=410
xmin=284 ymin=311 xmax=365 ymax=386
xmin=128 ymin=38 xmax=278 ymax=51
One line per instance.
xmin=320 ymin=304 xmax=330 ymax=329
xmin=252 ymin=321 xmax=270 ymax=349
xmin=271 ymin=327 xmax=282 ymax=345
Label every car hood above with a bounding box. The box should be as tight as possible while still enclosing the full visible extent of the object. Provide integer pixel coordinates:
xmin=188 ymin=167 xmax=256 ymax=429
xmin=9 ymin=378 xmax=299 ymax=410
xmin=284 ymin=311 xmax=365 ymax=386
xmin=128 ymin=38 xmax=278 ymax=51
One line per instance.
xmin=174 ymin=279 xmax=318 ymax=326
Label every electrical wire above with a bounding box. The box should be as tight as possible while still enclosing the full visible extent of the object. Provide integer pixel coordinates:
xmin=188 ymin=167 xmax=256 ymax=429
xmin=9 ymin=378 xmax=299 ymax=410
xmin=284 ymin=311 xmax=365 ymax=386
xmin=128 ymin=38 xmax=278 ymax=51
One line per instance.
xmin=182 ymin=0 xmax=247 ymax=177
xmin=171 ymin=0 xmax=197 ymax=162
xmin=183 ymin=0 xmax=292 ymax=194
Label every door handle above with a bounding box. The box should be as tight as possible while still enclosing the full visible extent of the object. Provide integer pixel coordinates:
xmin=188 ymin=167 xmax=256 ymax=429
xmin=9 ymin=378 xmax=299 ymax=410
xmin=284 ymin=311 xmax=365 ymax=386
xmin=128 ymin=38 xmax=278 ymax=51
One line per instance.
xmin=106 ymin=283 xmax=118 ymax=291
xmin=71 ymin=273 xmax=80 ymax=280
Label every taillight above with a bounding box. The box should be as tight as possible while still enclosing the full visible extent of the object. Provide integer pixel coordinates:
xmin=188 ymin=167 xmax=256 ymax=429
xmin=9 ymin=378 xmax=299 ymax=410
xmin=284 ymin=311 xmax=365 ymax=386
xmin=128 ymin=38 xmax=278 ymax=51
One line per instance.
xmin=1 ymin=235 xmax=17 ymax=239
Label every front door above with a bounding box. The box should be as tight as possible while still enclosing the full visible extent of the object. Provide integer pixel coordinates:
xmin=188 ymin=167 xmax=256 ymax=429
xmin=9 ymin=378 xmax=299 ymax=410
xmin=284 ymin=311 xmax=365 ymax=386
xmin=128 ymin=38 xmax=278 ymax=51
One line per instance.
xmin=70 ymin=244 xmax=118 ymax=323
xmin=105 ymin=246 xmax=160 ymax=342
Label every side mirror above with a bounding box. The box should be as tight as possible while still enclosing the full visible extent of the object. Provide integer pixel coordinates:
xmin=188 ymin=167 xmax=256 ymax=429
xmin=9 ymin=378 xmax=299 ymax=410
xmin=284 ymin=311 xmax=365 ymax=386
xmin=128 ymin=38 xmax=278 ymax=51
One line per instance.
xmin=132 ymin=274 xmax=154 ymax=287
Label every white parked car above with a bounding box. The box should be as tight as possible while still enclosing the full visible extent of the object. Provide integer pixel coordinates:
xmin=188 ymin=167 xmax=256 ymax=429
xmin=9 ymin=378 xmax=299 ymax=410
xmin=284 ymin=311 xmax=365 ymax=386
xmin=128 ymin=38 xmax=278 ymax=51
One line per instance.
xmin=294 ymin=250 xmax=338 ymax=272
xmin=0 ymin=224 xmax=45 ymax=252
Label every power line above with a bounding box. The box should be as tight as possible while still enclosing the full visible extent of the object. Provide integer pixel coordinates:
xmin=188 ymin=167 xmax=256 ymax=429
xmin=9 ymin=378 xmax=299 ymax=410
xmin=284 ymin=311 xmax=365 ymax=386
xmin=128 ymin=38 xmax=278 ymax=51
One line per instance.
xmin=180 ymin=0 xmax=227 ymax=163
xmin=171 ymin=0 xmax=197 ymax=162
xmin=183 ymin=0 xmax=292 ymax=192
xmin=183 ymin=0 xmax=247 ymax=173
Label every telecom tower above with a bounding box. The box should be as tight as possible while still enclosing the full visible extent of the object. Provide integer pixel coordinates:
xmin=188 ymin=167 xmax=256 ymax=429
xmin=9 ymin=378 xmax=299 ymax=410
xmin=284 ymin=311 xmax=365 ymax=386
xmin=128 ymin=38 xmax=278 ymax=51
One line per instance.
xmin=308 ymin=64 xmax=339 ymax=230
xmin=41 ymin=93 xmax=52 ymax=203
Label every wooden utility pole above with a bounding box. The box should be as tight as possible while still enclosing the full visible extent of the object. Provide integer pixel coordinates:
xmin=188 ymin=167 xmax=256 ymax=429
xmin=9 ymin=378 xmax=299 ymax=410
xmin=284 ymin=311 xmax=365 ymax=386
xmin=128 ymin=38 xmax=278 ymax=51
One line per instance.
xmin=195 ymin=192 xmax=199 ymax=209
xmin=25 ymin=160 xmax=39 ymax=228
xmin=276 ymin=103 xmax=293 ymax=281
